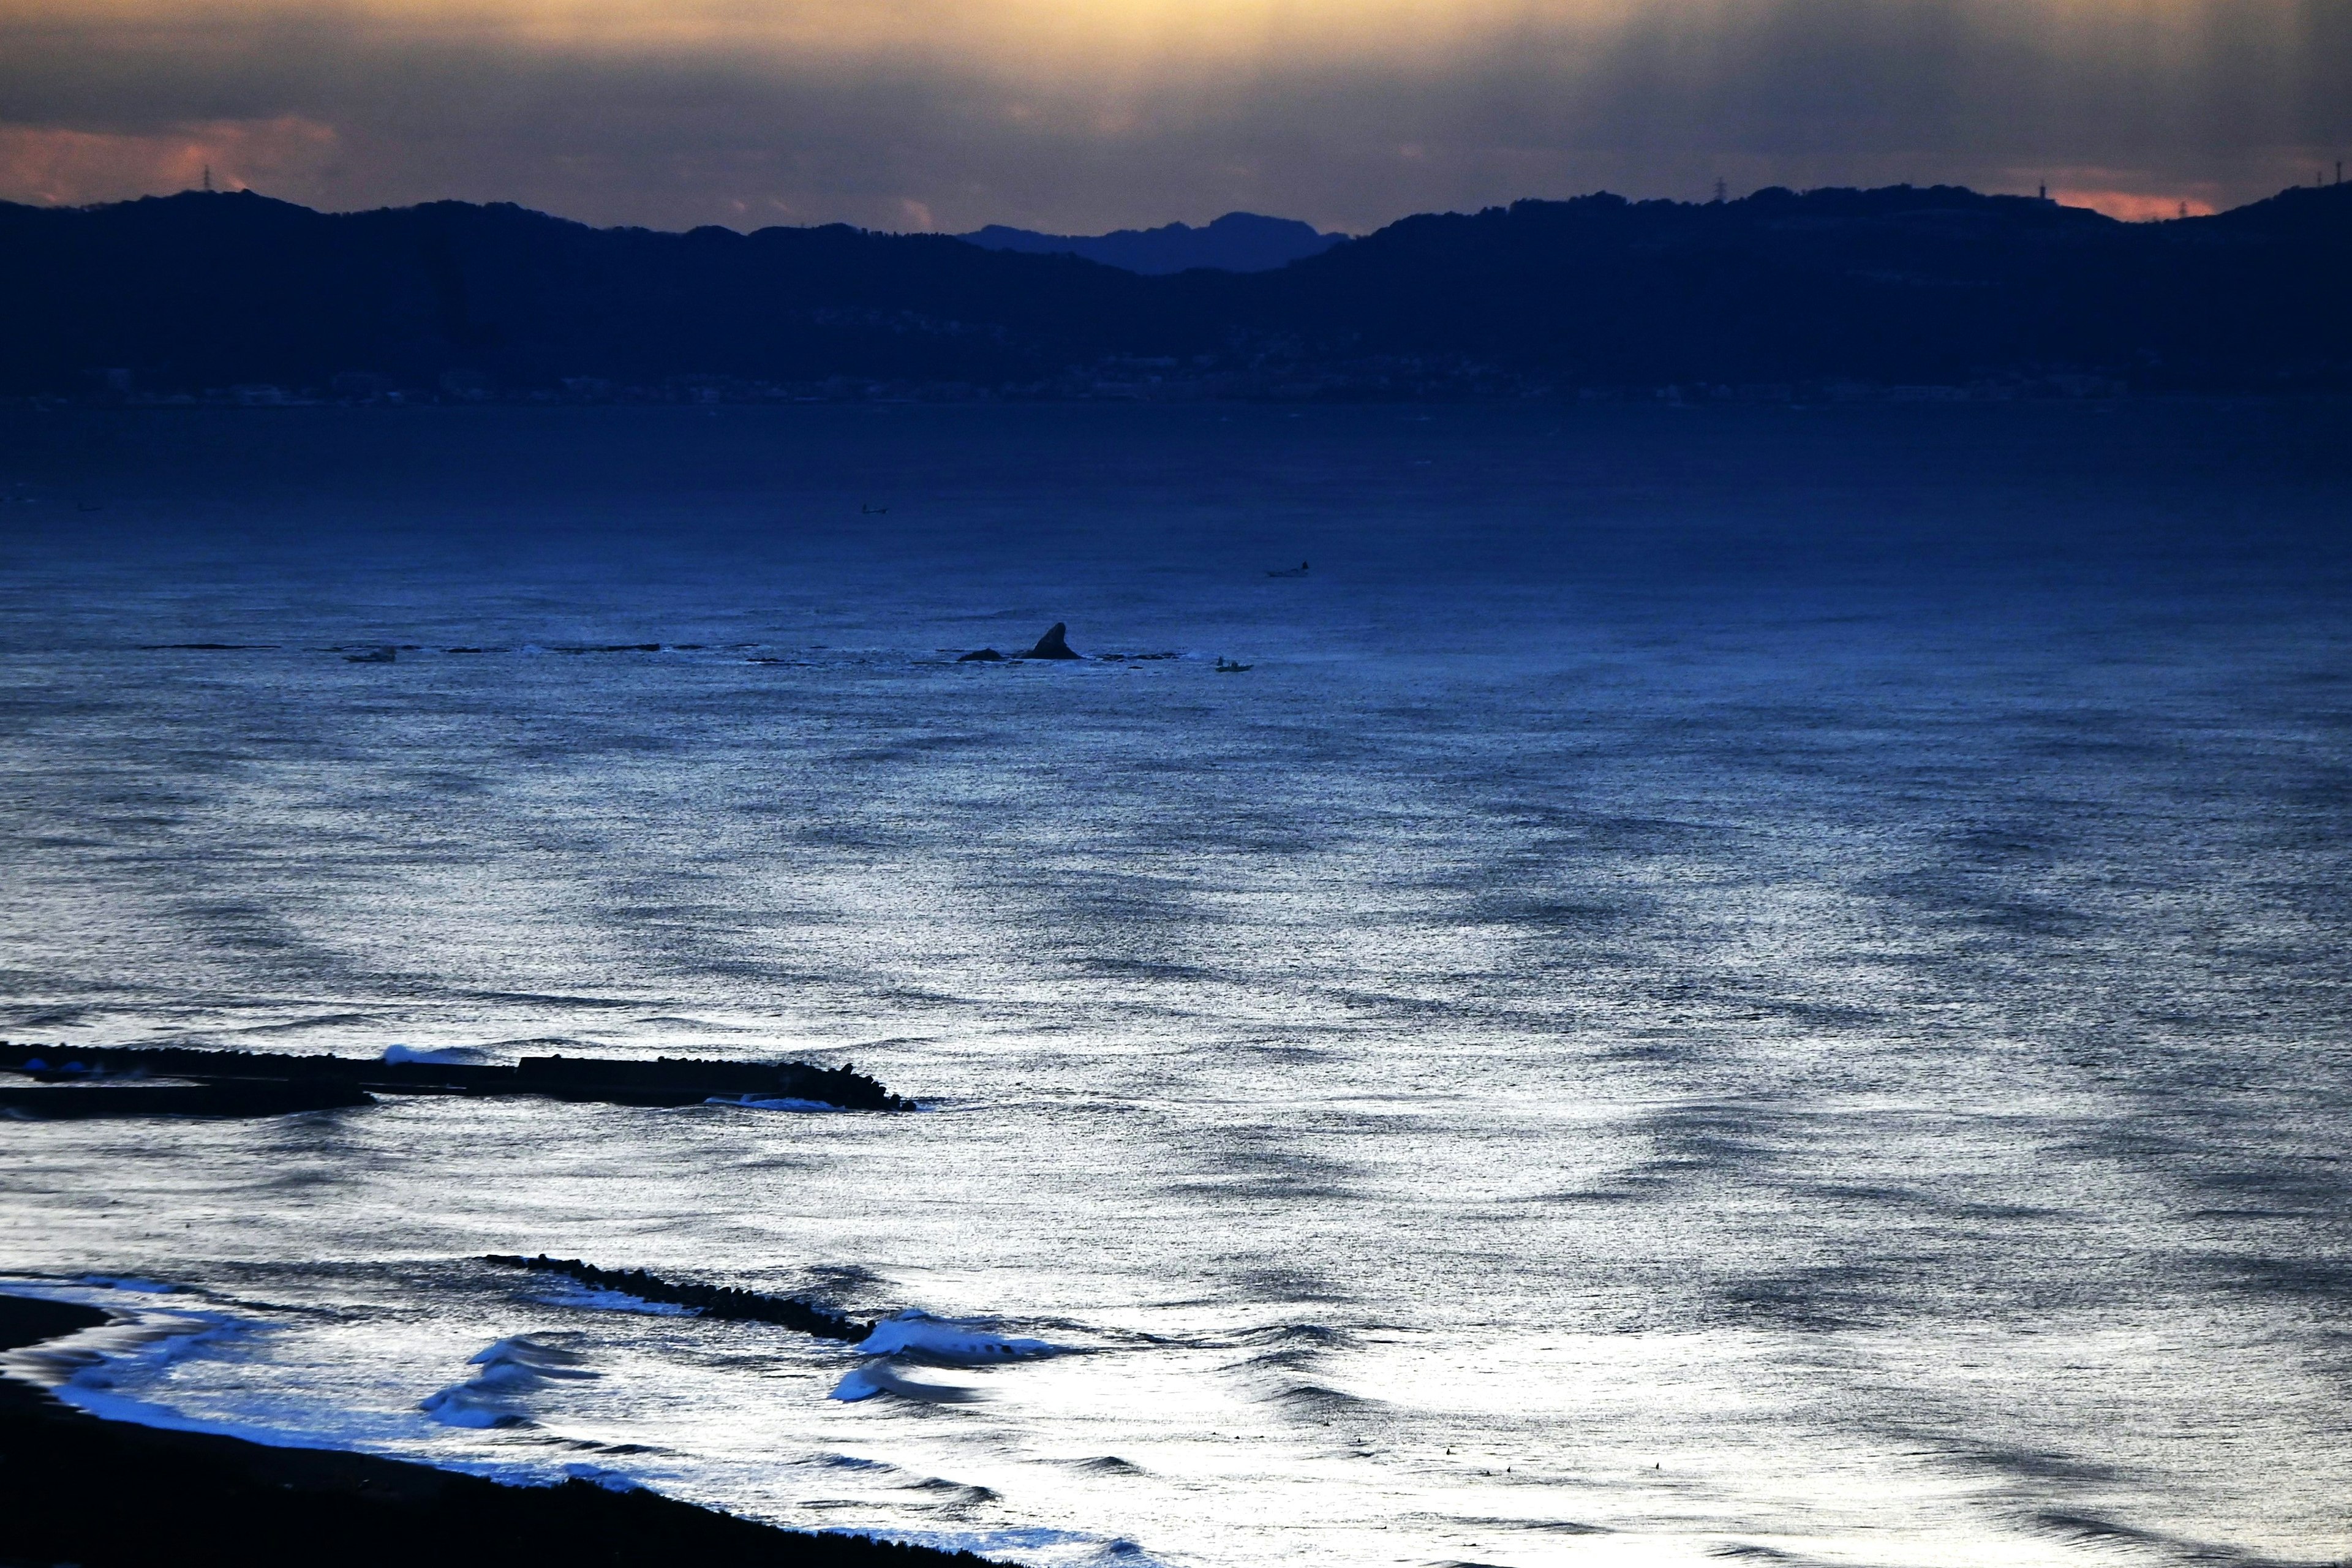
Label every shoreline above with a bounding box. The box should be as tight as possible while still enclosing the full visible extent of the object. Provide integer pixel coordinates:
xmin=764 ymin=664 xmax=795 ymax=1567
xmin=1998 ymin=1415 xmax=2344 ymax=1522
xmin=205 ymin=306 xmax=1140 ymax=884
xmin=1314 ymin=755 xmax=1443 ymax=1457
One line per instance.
xmin=0 ymin=1293 xmax=995 ymax=1568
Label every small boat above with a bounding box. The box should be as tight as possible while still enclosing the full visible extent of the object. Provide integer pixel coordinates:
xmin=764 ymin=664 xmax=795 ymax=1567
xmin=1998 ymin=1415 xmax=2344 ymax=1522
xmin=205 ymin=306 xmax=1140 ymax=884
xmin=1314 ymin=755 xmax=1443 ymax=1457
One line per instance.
xmin=1265 ymin=560 xmax=1308 ymax=578
xmin=1215 ymin=657 xmax=1253 ymax=673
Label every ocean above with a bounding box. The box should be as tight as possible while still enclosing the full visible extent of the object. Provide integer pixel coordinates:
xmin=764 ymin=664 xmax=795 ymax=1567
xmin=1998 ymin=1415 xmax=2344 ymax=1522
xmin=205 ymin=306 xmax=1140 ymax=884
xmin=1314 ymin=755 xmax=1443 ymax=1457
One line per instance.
xmin=2 ymin=399 xmax=2348 ymax=1568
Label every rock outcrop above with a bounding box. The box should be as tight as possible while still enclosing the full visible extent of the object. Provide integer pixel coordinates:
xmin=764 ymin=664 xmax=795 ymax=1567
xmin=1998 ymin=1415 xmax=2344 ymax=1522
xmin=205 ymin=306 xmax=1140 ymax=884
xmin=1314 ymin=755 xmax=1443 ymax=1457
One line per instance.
xmin=1020 ymin=623 xmax=1079 ymax=659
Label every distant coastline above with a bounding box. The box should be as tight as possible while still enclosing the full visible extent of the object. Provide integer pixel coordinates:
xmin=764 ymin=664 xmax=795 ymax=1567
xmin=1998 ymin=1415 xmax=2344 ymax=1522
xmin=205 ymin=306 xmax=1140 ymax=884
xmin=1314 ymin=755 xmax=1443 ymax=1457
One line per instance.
xmin=3 ymin=182 xmax=2346 ymax=404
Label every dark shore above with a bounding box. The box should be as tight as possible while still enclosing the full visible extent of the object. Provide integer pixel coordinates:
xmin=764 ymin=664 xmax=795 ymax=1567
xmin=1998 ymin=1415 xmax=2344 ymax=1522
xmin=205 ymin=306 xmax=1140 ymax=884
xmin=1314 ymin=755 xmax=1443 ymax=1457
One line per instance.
xmin=0 ymin=1294 xmax=993 ymax=1568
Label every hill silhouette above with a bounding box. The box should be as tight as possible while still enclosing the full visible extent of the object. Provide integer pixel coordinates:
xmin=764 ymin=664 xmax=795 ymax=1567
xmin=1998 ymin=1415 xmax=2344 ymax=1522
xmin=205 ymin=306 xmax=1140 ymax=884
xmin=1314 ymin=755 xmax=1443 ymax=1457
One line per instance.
xmin=2 ymin=183 xmax=2346 ymax=398
xmin=956 ymin=212 xmax=1346 ymax=274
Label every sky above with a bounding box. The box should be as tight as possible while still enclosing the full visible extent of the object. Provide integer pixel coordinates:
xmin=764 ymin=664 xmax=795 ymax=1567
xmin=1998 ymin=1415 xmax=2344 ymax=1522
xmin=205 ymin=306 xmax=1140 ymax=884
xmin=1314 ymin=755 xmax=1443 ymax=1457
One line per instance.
xmin=0 ymin=0 xmax=2345 ymax=234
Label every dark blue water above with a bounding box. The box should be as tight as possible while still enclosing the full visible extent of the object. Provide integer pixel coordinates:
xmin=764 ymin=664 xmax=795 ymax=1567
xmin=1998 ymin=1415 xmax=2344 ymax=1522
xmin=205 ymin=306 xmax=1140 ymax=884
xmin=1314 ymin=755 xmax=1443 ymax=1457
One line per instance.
xmin=2 ymin=401 xmax=2349 ymax=1567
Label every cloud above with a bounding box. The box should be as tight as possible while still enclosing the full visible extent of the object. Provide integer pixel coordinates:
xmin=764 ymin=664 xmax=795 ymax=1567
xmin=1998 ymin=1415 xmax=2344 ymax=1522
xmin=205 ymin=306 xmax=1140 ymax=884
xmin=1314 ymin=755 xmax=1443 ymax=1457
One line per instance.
xmin=0 ymin=0 xmax=2343 ymax=230
xmin=0 ymin=116 xmax=338 ymax=206
xmin=2052 ymin=187 xmax=2220 ymax=222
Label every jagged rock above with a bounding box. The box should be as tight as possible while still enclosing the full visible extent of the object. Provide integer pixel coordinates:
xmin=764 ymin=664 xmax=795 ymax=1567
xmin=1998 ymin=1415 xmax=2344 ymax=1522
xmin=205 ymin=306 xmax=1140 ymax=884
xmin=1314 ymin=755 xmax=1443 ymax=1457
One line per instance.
xmin=1020 ymin=622 xmax=1079 ymax=659
xmin=956 ymin=648 xmax=1005 ymax=662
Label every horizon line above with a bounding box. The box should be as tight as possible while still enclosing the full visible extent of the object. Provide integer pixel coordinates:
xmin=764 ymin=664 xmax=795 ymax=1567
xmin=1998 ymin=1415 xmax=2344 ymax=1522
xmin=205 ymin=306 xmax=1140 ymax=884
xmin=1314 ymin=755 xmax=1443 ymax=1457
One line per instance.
xmin=17 ymin=176 xmax=2344 ymax=239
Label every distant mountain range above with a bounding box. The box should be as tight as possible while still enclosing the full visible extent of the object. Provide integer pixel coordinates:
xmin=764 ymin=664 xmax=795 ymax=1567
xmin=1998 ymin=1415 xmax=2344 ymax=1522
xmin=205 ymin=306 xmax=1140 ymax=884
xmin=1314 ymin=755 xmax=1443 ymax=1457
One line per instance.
xmin=955 ymin=213 xmax=1345 ymax=274
xmin=2 ymin=183 xmax=2347 ymax=399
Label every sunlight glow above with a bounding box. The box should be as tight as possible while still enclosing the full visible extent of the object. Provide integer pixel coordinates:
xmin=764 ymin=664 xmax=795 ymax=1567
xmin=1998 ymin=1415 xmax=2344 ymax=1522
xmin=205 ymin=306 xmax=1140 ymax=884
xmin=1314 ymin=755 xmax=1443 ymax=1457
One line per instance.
xmin=2055 ymin=188 xmax=2219 ymax=221
xmin=7 ymin=0 xmax=2292 ymax=72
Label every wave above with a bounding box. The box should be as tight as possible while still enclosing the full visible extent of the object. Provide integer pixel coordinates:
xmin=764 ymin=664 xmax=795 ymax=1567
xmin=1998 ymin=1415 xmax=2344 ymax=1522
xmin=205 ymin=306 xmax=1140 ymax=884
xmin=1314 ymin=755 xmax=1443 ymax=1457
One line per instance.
xmin=499 ymin=1259 xmax=1080 ymax=1420
xmin=828 ymin=1360 xmax=986 ymax=1404
xmin=829 ymin=1310 xmax=1071 ymax=1403
xmin=1218 ymin=1321 xmax=1358 ymax=1370
xmin=4 ymin=1310 xmax=229 ymax=1390
xmin=0 ymin=1280 xmax=317 ymax=1450
xmin=559 ymin=1462 xmax=645 ymax=1491
xmin=806 ymin=1451 xmax=898 ymax=1472
xmin=1260 ymin=1381 xmax=1376 ymax=1416
xmin=858 ymin=1311 xmax=1057 ymax=1364
xmin=419 ymin=1336 xmax=597 ymax=1429
xmin=0 ymin=1277 xmax=232 ymax=1385
xmin=899 ymin=1476 xmax=1001 ymax=1506
xmin=380 ymin=1044 xmax=484 ymax=1065
xmin=531 ymin=1281 xmax=700 ymax=1317
xmin=230 ymin=1013 xmax=384 ymax=1035
xmin=848 ymin=1523 xmax=1154 ymax=1567
xmin=1446 ymin=1515 xmax=1611 ymax=1537
xmin=705 ymin=1094 xmax=850 ymax=1113
xmin=6 ymin=1283 xmax=616 ymax=1490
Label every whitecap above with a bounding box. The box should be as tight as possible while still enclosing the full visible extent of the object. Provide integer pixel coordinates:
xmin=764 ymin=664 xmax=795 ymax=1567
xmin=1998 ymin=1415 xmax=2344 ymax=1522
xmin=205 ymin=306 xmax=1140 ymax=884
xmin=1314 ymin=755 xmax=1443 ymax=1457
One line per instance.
xmin=0 ymin=1292 xmax=279 ymax=1446
xmin=0 ymin=1292 xmax=245 ymax=1391
xmin=562 ymin=1463 xmax=644 ymax=1491
xmin=382 ymin=1044 xmax=478 ymax=1065
xmin=420 ymin=1335 xmax=597 ymax=1428
xmin=535 ymin=1282 xmax=699 ymax=1317
xmin=418 ymin=1384 xmax=531 ymax=1428
xmin=828 ymin=1360 xmax=984 ymax=1403
xmin=469 ymin=1336 xmax=597 ymax=1378
xmin=858 ymin=1310 xmax=1055 ymax=1363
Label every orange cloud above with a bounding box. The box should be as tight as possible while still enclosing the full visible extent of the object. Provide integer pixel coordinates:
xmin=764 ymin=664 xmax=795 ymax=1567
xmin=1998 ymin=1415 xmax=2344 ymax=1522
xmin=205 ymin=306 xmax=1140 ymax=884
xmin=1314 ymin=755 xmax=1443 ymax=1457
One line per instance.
xmin=2054 ymin=188 xmax=2220 ymax=222
xmin=0 ymin=116 xmax=338 ymax=207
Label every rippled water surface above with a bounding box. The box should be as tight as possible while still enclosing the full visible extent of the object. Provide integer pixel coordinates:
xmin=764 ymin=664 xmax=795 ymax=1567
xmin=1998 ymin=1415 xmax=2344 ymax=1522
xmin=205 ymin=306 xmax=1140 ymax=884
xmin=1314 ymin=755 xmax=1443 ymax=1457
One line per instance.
xmin=2 ymin=402 xmax=2349 ymax=1568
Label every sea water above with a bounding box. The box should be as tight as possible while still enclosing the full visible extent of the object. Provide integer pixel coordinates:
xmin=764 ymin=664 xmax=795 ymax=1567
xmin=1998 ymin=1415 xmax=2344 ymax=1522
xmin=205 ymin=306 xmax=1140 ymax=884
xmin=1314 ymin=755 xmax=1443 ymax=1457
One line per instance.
xmin=1 ymin=401 xmax=2348 ymax=1568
